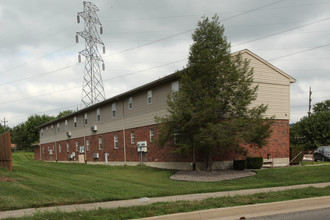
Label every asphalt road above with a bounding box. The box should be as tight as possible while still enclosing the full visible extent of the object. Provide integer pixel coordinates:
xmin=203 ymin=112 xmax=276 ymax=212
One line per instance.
xmin=250 ymin=207 xmax=330 ymax=220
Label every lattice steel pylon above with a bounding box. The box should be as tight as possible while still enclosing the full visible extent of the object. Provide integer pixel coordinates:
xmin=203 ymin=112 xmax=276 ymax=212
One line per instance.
xmin=76 ymin=1 xmax=106 ymax=108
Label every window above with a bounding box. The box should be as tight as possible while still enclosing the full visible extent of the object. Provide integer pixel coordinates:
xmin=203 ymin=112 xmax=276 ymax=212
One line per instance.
xmin=57 ymin=123 xmax=60 ymax=132
xmin=171 ymin=81 xmax=179 ymax=98
xmin=112 ymin=103 xmax=116 ymax=118
xmin=131 ymin=131 xmax=135 ymax=144
xmin=114 ymin=134 xmax=118 ymax=149
xmin=174 ymin=130 xmax=182 ymax=145
xmin=74 ymin=116 xmax=77 ymax=127
xmin=150 ymin=128 xmax=154 ymax=142
xmin=51 ymin=125 xmax=53 ymax=131
xmin=97 ymin=108 xmax=101 ymax=121
xmin=76 ymin=141 xmax=79 ymax=152
xmin=99 ymin=137 xmax=103 ymax=150
xmin=41 ymin=129 xmax=44 ymax=136
xmin=128 ymin=97 xmax=133 ymax=109
xmin=46 ymin=126 xmax=48 ymax=132
xmin=84 ymin=113 xmax=88 ymax=125
xmin=66 ymin=143 xmax=69 ymax=152
xmin=147 ymin=90 xmax=152 ymax=104
xmin=52 ymin=145 xmax=55 ymax=151
xmin=59 ymin=144 xmax=61 ymax=153
xmin=65 ymin=120 xmax=68 ymax=131
xmin=86 ymin=139 xmax=90 ymax=152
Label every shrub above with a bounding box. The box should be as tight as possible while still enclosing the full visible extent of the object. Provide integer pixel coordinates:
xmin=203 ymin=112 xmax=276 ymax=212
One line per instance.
xmin=247 ymin=157 xmax=263 ymax=169
xmin=233 ymin=160 xmax=246 ymax=170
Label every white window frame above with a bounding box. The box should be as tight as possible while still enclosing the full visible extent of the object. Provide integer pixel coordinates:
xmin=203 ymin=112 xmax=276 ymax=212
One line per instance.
xmin=112 ymin=103 xmax=116 ymax=118
xmin=84 ymin=113 xmax=88 ymax=125
xmin=74 ymin=116 xmax=77 ymax=128
xmin=51 ymin=125 xmax=53 ymax=131
xmin=171 ymin=81 xmax=179 ymax=98
xmin=75 ymin=141 xmax=78 ymax=152
xmin=66 ymin=143 xmax=69 ymax=152
xmin=99 ymin=137 xmax=103 ymax=150
xmin=57 ymin=123 xmax=60 ymax=132
xmin=128 ymin=97 xmax=133 ymax=109
xmin=114 ymin=134 xmax=118 ymax=149
xmin=59 ymin=144 xmax=61 ymax=153
xmin=147 ymin=90 xmax=152 ymax=104
xmin=150 ymin=128 xmax=154 ymax=142
xmin=41 ymin=129 xmax=44 ymax=136
xmin=86 ymin=139 xmax=90 ymax=152
xmin=65 ymin=120 xmax=68 ymax=131
xmin=131 ymin=131 xmax=135 ymax=144
xmin=97 ymin=108 xmax=101 ymax=122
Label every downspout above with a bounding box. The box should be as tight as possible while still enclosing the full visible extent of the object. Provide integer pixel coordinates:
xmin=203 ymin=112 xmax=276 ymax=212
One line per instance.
xmin=83 ymin=114 xmax=87 ymax=164
xmin=122 ymin=99 xmax=127 ymax=165
xmin=54 ymin=126 xmax=57 ymax=162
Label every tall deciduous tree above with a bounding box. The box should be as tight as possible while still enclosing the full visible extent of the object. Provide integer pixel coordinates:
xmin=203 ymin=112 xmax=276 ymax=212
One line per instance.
xmin=156 ymin=15 xmax=273 ymax=171
xmin=290 ymin=99 xmax=330 ymax=150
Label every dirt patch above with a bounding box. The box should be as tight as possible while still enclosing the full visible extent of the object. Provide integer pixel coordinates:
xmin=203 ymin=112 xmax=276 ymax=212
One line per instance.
xmin=170 ymin=169 xmax=256 ymax=182
xmin=0 ymin=177 xmax=16 ymax=182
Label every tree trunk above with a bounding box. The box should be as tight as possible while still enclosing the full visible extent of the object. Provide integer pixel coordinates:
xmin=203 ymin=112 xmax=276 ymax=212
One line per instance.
xmin=206 ymin=151 xmax=213 ymax=172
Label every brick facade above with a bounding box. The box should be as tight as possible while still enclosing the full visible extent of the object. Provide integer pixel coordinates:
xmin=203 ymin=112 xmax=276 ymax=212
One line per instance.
xmin=37 ymin=119 xmax=289 ymax=166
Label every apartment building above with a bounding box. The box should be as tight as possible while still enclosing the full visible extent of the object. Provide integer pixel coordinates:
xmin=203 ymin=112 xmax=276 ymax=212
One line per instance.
xmin=35 ymin=49 xmax=296 ymax=170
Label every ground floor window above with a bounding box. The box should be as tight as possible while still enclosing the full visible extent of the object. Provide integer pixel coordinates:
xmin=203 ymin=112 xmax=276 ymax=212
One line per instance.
xmin=99 ymin=137 xmax=103 ymax=150
xmin=150 ymin=128 xmax=154 ymax=142
xmin=131 ymin=131 xmax=135 ymax=144
xmin=59 ymin=144 xmax=61 ymax=153
xmin=67 ymin=143 xmax=69 ymax=152
xmin=86 ymin=139 xmax=90 ymax=151
xmin=114 ymin=134 xmax=118 ymax=149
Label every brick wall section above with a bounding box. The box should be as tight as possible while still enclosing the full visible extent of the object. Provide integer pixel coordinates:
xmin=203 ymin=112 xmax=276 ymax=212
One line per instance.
xmin=36 ymin=120 xmax=289 ymax=163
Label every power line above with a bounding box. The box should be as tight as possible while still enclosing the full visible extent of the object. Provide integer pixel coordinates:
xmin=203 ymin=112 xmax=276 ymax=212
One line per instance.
xmin=269 ymin=42 xmax=330 ymax=61
xmin=232 ymin=16 xmax=330 ymax=47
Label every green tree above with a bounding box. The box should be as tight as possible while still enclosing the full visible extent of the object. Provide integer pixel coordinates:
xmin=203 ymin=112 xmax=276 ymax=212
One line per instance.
xmin=291 ymin=99 xmax=330 ymax=150
xmin=56 ymin=110 xmax=74 ymax=119
xmin=313 ymin=99 xmax=330 ymax=113
xmin=11 ymin=114 xmax=55 ymax=151
xmin=156 ymin=15 xmax=273 ymax=171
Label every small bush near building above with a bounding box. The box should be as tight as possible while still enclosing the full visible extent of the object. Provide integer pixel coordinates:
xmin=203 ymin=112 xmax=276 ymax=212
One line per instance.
xmin=233 ymin=160 xmax=246 ymax=170
xmin=247 ymin=157 xmax=263 ymax=169
xmin=290 ymin=145 xmax=304 ymax=165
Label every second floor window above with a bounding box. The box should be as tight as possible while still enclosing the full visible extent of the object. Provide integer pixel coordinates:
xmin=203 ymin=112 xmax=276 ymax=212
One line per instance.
xmin=97 ymin=108 xmax=101 ymax=121
xmin=65 ymin=120 xmax=68 ymax=131
xmin=74 ymin=116 xmax=77 ymax=127
xmin=84 ymin=113 xmax=88 ymax=125
xmin=147 ymin=90 xmax=152 ymax=104
xmin=112 ymin=103 xmax=116 ymax=118
xmin=128 ymin=97 xmax=133 ymax=109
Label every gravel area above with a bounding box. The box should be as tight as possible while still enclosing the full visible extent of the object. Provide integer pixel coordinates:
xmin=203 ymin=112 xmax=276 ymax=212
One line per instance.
xmin=170 ymin=169 xmax=256 ymax=182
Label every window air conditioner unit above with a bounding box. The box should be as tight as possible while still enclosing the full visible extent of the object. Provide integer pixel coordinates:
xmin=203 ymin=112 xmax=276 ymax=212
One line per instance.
xmin=93 ymin=153 xmax=99 ymax=159
xmin=66 ymin=131 xmax=72 ymax=137
xmin=68 ymin=154 xmax=73 ymax=159
xmin=91 ymin=125 xmax=97 ymax=132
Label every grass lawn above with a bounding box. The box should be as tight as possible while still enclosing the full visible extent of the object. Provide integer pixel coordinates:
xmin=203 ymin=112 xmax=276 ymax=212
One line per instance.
xmin=6 ymin=186 xmax=330 ymax=220
xmin=2 ymin=152 xmax=330 ymax=211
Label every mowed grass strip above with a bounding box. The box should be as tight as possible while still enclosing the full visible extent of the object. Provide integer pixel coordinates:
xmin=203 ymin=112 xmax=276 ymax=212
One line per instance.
xmin=2 ymin=152 xmax=330 ymax=211
xmin=5 ymin=186 xmax=330 ymax=220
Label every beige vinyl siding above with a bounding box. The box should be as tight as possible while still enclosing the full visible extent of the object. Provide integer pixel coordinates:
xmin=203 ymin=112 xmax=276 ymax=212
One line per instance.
xmin=241 ymin=52 xmax=291 ymax=120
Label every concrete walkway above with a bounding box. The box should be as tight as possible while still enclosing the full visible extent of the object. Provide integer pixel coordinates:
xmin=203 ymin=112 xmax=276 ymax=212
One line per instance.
xmin=1 ymin=182 xmax=330 ymax=219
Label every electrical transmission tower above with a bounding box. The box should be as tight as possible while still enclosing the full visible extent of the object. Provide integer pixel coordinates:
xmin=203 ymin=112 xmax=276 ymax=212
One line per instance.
xmin=76 ymin=1 xmax=106 ymax=108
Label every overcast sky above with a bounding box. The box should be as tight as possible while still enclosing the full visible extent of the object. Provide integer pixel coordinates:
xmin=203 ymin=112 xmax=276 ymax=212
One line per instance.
xmin=0 ymin=0 xmax=329 ymax=127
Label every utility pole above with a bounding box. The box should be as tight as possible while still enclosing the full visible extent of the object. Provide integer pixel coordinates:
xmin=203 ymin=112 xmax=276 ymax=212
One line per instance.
xmin=76 ymin=1 xmax=106 ymax=108
xmin=308 ymin=86 xmax=312 ymax=116
xmin=1 ymin=117 xmax=8 ymax=130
